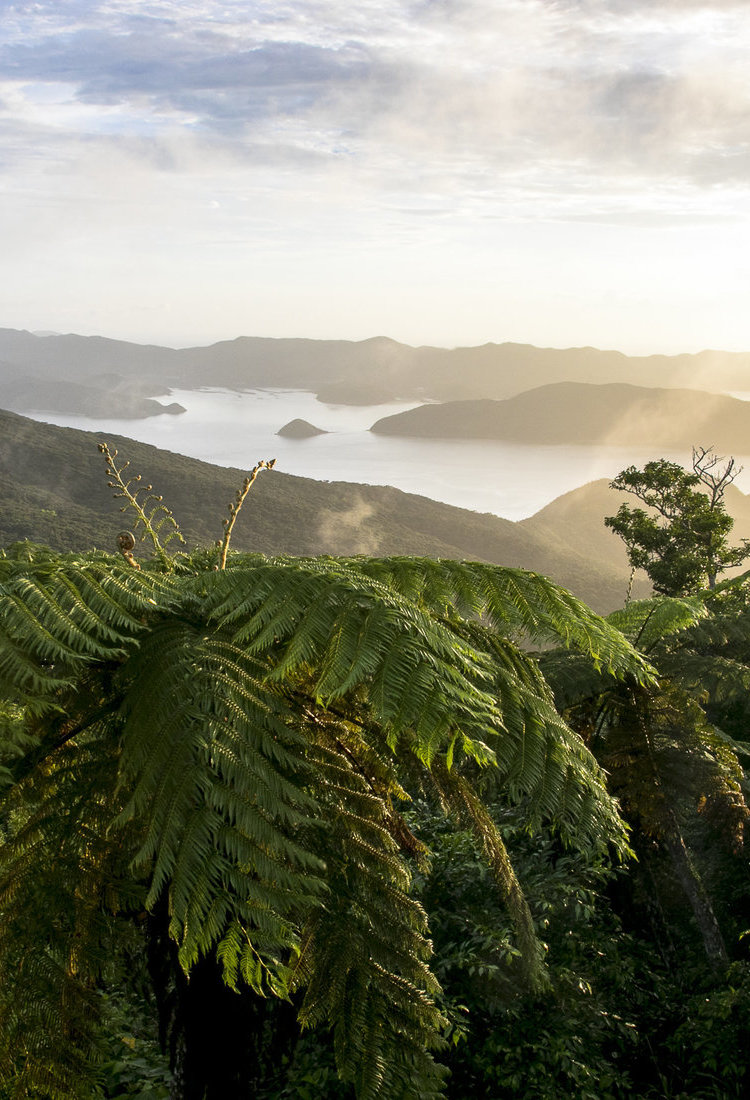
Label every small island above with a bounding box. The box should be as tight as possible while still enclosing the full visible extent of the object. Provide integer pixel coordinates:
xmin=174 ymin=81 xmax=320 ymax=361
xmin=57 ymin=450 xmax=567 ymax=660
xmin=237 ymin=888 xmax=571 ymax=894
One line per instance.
xmin=276 ymin=418 xmax=328 ymax=439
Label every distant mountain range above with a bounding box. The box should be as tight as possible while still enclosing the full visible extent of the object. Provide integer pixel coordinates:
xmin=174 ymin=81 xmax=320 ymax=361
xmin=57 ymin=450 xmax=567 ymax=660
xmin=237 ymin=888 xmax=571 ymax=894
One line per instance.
xmin=2 ymin=327 xmax=750 ymax=417
xmin=371 ymin=382 xmax=750 ymax=451
xmin=0 ymin=408 xmax=654 ymax=613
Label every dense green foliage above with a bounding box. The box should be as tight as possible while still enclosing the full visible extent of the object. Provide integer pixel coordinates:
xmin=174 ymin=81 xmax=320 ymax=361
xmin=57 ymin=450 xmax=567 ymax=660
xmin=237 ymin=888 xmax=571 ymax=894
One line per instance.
xmin=2 ymin=448 xmax=750 ymax=1097
xmin=0 ymin=512 xmax=646 ymax=1098
xmin=605 ymin=453 xmax=750 ymax=595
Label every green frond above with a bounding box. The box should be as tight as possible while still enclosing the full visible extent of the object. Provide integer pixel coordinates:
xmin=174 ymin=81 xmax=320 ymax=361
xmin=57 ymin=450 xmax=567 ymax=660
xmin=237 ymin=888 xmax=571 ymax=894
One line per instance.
xmin=447 ymin=623 xmax=629 ymax=853
xmin=537 ymin=649 xmax=617 ymax=713
xmin=293 ymin=728 xmax=448 ymax=1100
xmin=607 ymin=595 xmax=707 ymax=653
xmin=658 ymin=651 xmax=750 ymax=712
xmin=114 ymin=621 xmax=328 ymax=985
xmin=0 ymin=554 xmax=180 ymax=710
xmin=202 ymin=559 xmax=503 ymax=766
xmin=351 ymin=556 xmax=653 ymax=678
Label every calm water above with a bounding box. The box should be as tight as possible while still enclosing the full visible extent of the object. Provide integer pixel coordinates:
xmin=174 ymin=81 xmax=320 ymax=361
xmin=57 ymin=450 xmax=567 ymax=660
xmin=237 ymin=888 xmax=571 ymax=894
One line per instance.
xmin=27 ymin=388 xmax=750 ymax=521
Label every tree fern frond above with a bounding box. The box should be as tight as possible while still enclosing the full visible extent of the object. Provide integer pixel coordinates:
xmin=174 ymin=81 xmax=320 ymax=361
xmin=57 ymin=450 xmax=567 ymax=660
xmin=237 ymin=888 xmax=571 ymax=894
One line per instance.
xmin=607 ymin=595 xmax=707 ymax=653
xmin=113 ymin=620 xmax=328 ymax=987
xmin=658 ymin=651 xmax=750 ymax=710
xmin=537 ymin=649 xmax=617 ymax=713
xmin=352 ymin=557 xmax=654 ymax=677
xmin=293 ymin=723 xmax=448 ymax=1100
xmin=0 ymin=557 xmax=181 ymax=710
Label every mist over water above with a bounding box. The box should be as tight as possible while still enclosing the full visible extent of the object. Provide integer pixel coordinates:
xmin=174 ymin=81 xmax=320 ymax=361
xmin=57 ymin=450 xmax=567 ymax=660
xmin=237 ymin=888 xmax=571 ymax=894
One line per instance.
xmin=28 ymin=388 xmax=750 ymax=521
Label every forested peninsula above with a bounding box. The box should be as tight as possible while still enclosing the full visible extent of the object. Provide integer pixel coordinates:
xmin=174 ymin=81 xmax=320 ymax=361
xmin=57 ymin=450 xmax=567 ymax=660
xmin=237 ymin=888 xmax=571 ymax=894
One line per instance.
xmin=371 ymin=382 xmax=750 ymax=450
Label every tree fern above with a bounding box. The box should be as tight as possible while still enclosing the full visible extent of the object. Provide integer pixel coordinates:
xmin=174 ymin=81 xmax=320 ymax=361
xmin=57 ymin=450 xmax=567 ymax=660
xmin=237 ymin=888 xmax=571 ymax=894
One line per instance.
xmin=0 ymin=471 xmax=651 ymax=1096
xmin=541 ymin=591 xmax=750 ymax=969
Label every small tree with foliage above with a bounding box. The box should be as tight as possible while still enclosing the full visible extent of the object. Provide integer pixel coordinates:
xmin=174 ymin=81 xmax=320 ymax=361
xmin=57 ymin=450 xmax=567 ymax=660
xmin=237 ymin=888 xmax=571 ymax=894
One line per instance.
xmin=605 ymin=448 xmax=750 ymax=596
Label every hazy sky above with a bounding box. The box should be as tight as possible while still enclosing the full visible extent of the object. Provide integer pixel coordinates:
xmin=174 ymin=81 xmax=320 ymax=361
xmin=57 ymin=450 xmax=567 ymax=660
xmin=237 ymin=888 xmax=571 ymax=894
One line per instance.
xmin=2 ymin=0 xmax=750 ymax=353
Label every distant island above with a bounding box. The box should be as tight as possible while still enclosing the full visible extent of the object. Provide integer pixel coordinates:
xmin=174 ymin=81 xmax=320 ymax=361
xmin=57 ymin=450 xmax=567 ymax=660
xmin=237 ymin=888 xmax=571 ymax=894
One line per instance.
xmin=277 ymin=418 xmax=328 ymax=438
xmin=370 ymin=382 xmax=750 ymax=451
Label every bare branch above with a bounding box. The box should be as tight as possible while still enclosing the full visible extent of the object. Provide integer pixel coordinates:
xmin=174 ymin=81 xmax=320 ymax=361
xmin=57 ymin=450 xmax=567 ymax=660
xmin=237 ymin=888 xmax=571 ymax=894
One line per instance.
xmin=692 ymin=446 xmax=743 ymax=510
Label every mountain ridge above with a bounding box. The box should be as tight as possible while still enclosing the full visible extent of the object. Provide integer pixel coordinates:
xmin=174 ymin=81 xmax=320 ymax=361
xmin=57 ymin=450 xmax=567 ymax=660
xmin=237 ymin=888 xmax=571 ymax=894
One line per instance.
xmin=3 ymin=328 xmax=750 ymax=417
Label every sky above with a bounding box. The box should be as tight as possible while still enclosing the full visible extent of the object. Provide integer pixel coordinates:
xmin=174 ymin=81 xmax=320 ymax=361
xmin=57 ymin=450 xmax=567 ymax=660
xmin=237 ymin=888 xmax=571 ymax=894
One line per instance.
xmin=2 ymin=0 xmax=750 ymax=353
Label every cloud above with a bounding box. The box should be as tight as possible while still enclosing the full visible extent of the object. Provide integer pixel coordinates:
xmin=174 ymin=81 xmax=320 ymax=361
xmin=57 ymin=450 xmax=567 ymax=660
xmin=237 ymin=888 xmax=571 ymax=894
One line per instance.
xmin=1 ymin=0 xmax=747 ymax=208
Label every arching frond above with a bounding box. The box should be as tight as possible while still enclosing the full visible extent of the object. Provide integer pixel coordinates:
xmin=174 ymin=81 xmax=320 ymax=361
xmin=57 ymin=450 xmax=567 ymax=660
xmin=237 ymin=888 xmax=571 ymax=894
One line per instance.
xmin=454 ymin=621 xmax=628 ymax=853
xmin=337 ymin=556 xmax=654 ymax=677
xmin=607 ymin=595 xmax=707 ymax=654
xmin=0 ymin=553 xmax=179 ymax=712
xmin=659 ymin=651 xmax=750 ymax=713
xmin=292 ymin=716 xmax=448 ymax=1100
xmin=114 ymin=621 xmax=327 ymax=984
xmin=537 ymin=649 xmax=618 ymax=715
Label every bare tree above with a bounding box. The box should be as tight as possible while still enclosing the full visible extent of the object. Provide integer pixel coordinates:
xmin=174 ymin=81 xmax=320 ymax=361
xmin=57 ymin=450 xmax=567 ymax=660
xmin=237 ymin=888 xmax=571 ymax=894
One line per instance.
xmin=692 ymin=446 xmax=743 ymax=510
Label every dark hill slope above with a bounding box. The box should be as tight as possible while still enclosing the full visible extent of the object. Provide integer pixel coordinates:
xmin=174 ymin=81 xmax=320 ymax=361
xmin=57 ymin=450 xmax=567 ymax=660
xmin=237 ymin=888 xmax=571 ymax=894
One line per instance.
xmin=1 ymin=408 xmax=629 ymax=612
xmin=371 ymin=382 xmax=750 ymax=451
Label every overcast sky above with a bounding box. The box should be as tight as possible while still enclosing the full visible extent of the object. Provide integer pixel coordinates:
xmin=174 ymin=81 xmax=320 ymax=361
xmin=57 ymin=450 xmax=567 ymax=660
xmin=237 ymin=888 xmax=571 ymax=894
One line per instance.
xmin=2 ymin=0 xmax=749 ymax=352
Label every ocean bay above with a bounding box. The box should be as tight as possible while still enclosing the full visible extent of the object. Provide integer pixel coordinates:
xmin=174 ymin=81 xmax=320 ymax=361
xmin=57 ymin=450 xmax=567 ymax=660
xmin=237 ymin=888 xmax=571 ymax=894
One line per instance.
xmin=27 ymin=387 xmax=750 ymax=521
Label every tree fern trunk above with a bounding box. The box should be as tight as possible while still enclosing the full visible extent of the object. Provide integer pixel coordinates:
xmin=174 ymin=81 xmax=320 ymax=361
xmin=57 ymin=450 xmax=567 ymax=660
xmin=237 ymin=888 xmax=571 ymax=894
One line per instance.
xmin=431 ymin=762 xmax=548 ymax=992
xmin=169 ymin=954 xmax=302 ymax=1099
xmin=147 ymin=900 xmax=300 ymax=1099
xmin=637 ymin=851 xmax=681 ymax=976
xmin=661 ymin=823 xmax=728 ymax=970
